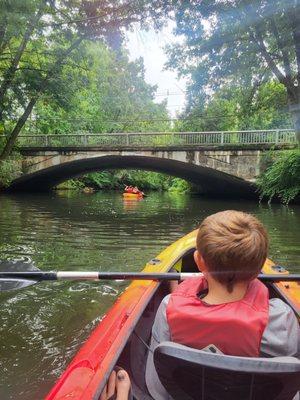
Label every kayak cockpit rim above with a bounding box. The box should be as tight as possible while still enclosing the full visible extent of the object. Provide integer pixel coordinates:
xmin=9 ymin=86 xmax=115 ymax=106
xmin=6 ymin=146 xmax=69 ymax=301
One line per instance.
xmin=91 ymin=245 xmax=196 ymax=400
xmin=45 ymin=235 xmax=299 ymax=400
xmin=93 ymin=246 xmax=300 ymax=400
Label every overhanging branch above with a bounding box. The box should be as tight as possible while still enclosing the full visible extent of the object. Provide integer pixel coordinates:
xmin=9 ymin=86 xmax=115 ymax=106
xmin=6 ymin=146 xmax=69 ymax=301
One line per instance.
xmin=269 ymin=17 xmax=293 ymax=81
xmin=0 ymin=3 xmax=45 ymax=120
xmin=250 ymin=28 xmax=286 ymax=84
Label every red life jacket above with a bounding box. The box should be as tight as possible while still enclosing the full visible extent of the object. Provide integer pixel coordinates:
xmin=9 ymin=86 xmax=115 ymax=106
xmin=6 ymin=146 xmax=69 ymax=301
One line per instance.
xmin=166 ymin=277 xmax=269 ymax=357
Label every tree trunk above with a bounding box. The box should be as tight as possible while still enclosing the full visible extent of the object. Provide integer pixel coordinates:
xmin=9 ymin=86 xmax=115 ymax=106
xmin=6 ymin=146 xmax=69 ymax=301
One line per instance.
xmin=0 ymin=36 xmax=84 ymax=161
xmin=0 ymin=6 xmax=44 ymax=122
xmin=288 ymin=86 xmax=300 ymax=145
xmin=0 ymin=98 xmax=37 ymax=161
xmin=290 ymin=104 xmax=300 ymax=145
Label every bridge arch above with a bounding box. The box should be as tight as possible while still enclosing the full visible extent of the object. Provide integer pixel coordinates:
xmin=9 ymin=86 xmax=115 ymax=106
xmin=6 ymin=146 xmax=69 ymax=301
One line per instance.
xmin=9 ymin=154 xmax=256 ymax=197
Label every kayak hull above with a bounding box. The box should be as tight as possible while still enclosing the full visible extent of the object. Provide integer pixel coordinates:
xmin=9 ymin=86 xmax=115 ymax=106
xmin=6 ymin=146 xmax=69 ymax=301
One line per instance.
xmin=123 ymin=193 xmax=143 ymax=199
xmin=45 ymin=230 xmax=300 ymax=400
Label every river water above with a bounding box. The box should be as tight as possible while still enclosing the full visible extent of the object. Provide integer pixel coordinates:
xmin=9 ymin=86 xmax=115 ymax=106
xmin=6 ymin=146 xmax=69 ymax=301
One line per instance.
xmin=0 ymin=192 xmax=299 ymax=399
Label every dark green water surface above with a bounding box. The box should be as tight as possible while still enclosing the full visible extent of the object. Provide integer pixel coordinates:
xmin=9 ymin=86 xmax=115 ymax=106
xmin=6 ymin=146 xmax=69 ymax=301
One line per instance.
xmin=0 ymin=192 xmax=299 ymax=399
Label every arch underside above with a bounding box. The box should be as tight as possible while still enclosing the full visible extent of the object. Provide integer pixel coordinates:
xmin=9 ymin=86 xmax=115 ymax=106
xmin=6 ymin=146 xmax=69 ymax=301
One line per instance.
xmin=9 ymin=155 xmax=257 ymax=198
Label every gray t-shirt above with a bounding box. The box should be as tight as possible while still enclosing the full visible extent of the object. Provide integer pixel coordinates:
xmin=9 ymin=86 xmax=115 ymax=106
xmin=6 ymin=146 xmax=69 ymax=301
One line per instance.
xmin=145 ymin=295 xmax=300 ymax=400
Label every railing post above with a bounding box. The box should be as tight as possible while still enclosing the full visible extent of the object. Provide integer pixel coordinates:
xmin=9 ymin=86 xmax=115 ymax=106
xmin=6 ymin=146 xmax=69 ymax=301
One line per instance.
xmin=126 ymin=133 xmax=129 ymax=146
xmin=45 ymin=135 xmax=49 ymax=146
xmin=83 ymin=135 xmax=88 ymax=146
xmin=275 ymin=129 xmax=279 ymax=144
xmin=221 ymin=132 xmax=224 ymax=144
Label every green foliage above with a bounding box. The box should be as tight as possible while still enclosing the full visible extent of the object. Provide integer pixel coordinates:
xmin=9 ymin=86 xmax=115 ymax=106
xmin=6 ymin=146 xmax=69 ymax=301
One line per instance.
xmin=175 ymin=81 xmax=292 ymax=132
xmin=0 ymin=0 xmax=171 ymax=159
xmin=240 ymin=82 xmax=291 ymax=130
xmin=80 ymin=170 xmax=171 ymax=191
xmin=82 ymin=171 xmax=121 ymax=190
xmin=167 ymin=0 xmax=300 ymax=139
xmin=118 ymin=170 xmax=169 ymax=190
xmin=257 ymin=150 xmax=300 ymax=204
xmin=175 ymin=89 xmax=239 ymax=132
xmin=33 ymin=43 xmax=169 ymax=134
xmin=59 ymin=170 xmax=190 ymax=193
xmin=168 ymin=178 xmax=191 ymax=193
xmin=0 ymin=155 xmax=22 ymax=188
xmin=167 ymin=1 xmax=298 ymax=98
xmin=56 ymin=179 xmax=85 ymax=191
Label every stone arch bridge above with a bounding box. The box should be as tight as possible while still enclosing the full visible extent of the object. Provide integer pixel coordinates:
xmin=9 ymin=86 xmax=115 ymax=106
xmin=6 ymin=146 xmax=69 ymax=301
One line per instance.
xmin=6 ymin=130 xmax=296 ymax=197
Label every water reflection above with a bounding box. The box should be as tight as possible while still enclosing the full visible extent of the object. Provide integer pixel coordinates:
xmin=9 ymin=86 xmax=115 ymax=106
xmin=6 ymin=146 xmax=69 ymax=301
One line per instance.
xmin=0 ymin=192 xmax=299 ymax=399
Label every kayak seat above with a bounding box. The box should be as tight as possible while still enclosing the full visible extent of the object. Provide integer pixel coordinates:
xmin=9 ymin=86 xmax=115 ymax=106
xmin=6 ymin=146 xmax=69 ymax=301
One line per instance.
xmin=181 ymin=249 xmax=198 ymax=273
xmin=154 ymin=341 xmax=300 ymax=400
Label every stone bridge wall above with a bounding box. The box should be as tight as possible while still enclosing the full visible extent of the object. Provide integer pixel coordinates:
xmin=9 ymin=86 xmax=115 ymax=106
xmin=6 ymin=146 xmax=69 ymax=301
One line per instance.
xmin=21 ymin=147 xmax=263 ymax=182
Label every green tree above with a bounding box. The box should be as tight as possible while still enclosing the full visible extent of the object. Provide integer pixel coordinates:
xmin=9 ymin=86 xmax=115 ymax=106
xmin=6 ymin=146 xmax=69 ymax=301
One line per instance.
xmin=0 ymin=0 xmax=169 ymax=160
xmin=257 ymin=149 xmax=300 ymax=204
xmin=239 ymin=81 xmax=292 ymax=129
xmin=176 ymin=81 xmax=292 ymax=132
xmin=34 ymin=43 xmax=169 ymax=134
xmin=167 ymin=0 xmax=300 ymax=142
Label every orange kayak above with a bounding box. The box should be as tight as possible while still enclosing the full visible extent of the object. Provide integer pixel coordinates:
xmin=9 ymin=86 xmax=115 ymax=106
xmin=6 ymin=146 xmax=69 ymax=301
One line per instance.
xmin=123 ymin=192 xmax=143 ymax=199
xmin=45 ymin=230 xmax=300 ymax=400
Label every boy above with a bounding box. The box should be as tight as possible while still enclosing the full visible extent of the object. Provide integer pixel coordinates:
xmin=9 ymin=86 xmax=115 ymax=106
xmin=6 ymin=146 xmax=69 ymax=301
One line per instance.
xmin=146 ymin=210 xmax=299 ymax=400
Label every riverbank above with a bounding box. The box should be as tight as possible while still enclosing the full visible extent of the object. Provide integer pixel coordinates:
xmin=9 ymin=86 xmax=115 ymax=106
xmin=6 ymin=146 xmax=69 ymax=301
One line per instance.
xmin=55 ymin=170 xmax=192 ymax=194
xmin=0 ymin=156 xmax=22 ymax=190
xmin=257 ymin=148 xmax=300 ymax=204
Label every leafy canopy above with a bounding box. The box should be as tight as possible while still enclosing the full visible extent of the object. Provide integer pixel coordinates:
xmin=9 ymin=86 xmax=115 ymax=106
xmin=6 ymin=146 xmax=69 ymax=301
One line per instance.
xmin=167 ymin=0 xmax=299 ymax=105
xmin=163 ymin=0 xmax=300 ymax=146
xmin=33 ymin=42 xmax=169 ymax=134
xmin=0 ymin=0 xmax=172 ymax=158
xmin=175 ymin=81 xmax=292 ymax=132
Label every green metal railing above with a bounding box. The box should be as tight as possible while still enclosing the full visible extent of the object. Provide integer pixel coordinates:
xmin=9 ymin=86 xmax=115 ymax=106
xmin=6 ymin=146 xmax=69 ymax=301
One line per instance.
xmin=0 ymin=129 xmax=296 ymax=148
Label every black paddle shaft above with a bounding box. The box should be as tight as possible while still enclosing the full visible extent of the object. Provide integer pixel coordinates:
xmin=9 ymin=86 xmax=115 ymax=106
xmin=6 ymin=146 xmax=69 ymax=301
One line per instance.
xmin=0 ymin=271 xmax=299 ymax=282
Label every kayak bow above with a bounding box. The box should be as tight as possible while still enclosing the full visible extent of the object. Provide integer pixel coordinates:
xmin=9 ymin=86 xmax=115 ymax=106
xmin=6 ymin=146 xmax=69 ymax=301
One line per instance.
xmin=45 ymin=230 xmax=300 ymax=400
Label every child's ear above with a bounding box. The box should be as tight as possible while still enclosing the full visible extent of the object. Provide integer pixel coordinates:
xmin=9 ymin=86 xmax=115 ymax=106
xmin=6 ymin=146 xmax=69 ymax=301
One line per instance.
xmin=194 ymin=250 xmax=206 ymax=272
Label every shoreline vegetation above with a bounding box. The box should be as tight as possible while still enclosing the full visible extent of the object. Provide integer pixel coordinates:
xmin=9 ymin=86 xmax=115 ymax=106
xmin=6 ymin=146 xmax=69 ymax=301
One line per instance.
xmin=0 ymin=154 xmax=22 ymax=190
xmin=257 ymin=149 xmax=300 ymax=205
xmin=55 ymin=170 xmax=192 ymax=194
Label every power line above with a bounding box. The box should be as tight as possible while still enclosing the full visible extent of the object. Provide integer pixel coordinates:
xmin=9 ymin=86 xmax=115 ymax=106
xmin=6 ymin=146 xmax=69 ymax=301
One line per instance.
xmin=154 ymin=92 xmax=187 ymax=97
xmin=21 ymin=113 xmax=254 ymax=124
xmin=0 ymin=76 xmax=185 ymax=96
xmin=164 ymin=104 xmax=186 ymax=108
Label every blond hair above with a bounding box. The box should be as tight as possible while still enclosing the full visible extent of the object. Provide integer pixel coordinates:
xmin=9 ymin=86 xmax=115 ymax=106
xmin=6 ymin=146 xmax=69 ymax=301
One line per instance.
xmin=196 ymin=210 xmax=268 ymax=293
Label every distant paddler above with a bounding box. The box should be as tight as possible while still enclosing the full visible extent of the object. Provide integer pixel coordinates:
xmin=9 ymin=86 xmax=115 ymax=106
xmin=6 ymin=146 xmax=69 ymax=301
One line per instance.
xmin=123 ymin=185 xmax=144 ymax=199
xmin=124 ymin=185 xmax=134 ymax=193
